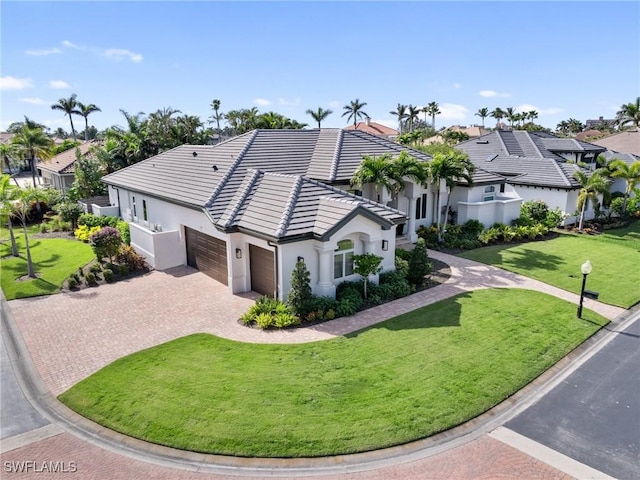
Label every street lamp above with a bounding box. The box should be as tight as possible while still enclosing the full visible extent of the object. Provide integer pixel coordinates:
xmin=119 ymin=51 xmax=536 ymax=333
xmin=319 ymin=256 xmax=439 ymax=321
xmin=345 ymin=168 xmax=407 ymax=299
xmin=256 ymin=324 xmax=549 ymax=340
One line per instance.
xmin=577 ymin=260 xmax=592 ymax=318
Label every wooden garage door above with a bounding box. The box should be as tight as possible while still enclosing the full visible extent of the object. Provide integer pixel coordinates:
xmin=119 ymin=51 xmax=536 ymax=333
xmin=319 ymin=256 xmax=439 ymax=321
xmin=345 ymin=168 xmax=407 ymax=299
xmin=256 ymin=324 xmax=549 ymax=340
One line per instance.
xmin=185 ymin=227 xmax=228 ymax=285
xmin=249 ymin=244 xmax=275 ymax=297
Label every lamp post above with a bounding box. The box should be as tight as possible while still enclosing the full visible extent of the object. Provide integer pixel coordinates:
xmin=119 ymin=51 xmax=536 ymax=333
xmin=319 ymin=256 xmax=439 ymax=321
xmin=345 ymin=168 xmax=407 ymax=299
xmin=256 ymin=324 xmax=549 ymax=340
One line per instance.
xmin=577 ymin=260 xmax=592 ymax=318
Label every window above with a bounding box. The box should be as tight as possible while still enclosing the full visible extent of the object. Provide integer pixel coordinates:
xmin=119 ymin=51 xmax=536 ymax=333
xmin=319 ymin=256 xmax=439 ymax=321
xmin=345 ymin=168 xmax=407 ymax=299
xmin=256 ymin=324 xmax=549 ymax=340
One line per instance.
xmin=415 ymin=193 xmax=428 ymax=220
xmin=334 ymin=239 xmax=354 ymax=279
xmin=132 ymin=196 xmax=137 ymax=218
xmin=142 ymin=199 xmax=148 ymax=222
xmin=500 ymin=183 xmax=506 ymax=193
xmin=483 ymin=186 xmax=495 ymax=202
xmin=348 ymin=189 xmax=363 ymax=197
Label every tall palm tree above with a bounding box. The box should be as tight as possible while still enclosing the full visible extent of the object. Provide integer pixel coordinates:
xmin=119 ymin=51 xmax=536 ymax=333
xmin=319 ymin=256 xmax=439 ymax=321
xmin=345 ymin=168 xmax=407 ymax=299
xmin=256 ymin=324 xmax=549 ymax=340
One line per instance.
xmin=305 ymin=107 xmax=333 ymax=128
xmin=210 ymin=99 xmax=223 ymax=133
xmin=75 ymin=102 xmax=101 ymax=142
xmin=573 ymin=169 xmax=611 ymax=230
xmin=426 ymin=146 xmax=474 ymax=241
xmin=475 ymin=107 xmax=489 ymax=128
xmin=12 ymin=190 xmax=37 ymax=278
xmin=386 ymin=151 xmax=429 ymax=205
xmin=0 ymin=142 xmax=19 ymax=177
xmin=342 ymin=99 xmax=368 ymax=127
xmin=407 ymin=104 xmax=422 ymax=133
xmin=608 ymin=159 xmax=640 ymax=214
xmin=505 ymin=107 xmax=516 ymax=128
xmin=425 ymin=102 xmax=441 ymax=130
xmin=556 ymin=120 xmax=570 ymax=135
xmin=616 ymin=97 xmax=640 ymax=129
xmin=490 ymin=107 xmax=505 ymax=129
xmin=11 ymin=126 xmax=54 ymax=187
xmin=528 ymin=110 xmax=539 ymax=125
xmin=350 ymin=154 xmax=394 ymax=202
xmin=51 ymin=94 xmax=79 ymax=141
xmin=0 ymin=174 xmax=20 ymax=256
xmin=567 ymin=118 xmax=584 ymax=134
xmin=389 ymin=104 xmax=408 ymax=134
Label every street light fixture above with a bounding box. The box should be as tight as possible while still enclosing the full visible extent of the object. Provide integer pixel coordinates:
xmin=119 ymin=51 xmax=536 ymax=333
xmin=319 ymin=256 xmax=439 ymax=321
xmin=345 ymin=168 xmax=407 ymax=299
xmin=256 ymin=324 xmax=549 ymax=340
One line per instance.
xmin=577 ymin=260 xmax=592 ymax=318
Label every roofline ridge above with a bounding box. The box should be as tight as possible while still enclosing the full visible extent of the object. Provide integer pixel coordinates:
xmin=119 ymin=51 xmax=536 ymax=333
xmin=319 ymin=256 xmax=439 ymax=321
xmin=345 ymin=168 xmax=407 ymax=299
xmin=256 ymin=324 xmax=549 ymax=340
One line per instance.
xmin=524 ymin=130 xmax=544 ymax=157
xmin=551 ymin=158 xmax=573 ymax=187
xmin=275 ymin=175 xmax=303 ymax=238
xmin=328 ymin=129 xmax=343 ymax=182
xmin=495 ymin=130 xmax=509 ymax=155
xmin=205 ymin=130 xmax=259 ymax=207
xmin=219 ymin=169 xmax=263 ymax=228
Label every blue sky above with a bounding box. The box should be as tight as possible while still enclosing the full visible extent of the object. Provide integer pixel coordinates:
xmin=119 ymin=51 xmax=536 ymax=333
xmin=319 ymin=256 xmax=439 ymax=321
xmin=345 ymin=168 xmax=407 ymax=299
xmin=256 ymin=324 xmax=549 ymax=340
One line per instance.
xmin=1 ymin=1 xmax=639 ymax=134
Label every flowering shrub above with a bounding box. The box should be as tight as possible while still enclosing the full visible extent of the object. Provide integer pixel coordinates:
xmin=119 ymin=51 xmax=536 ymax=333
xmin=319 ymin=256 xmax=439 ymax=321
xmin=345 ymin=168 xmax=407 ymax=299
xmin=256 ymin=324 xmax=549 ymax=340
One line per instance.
xmin=90 ymin=227 xmax=122 ymax=263
xmin=116 ymin=245 xmax=146 ymax=271
xmin=74 ymin=225 xmax=102 ymax=242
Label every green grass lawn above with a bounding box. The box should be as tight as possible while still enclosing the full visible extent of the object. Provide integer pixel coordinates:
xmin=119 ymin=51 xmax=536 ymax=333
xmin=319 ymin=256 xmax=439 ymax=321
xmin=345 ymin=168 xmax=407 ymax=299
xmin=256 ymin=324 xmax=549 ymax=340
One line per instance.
xmin=459 ymin=222 xmax=640 ymax=308
xmin=0 ymin=228 xmax=94 ymax=300
xmin=59 ymin=289 xmax=608 ymax=458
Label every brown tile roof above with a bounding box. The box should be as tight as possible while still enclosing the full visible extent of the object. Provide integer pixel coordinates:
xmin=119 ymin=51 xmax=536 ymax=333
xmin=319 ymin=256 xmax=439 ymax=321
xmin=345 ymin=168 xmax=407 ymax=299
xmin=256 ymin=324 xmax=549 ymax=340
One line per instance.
xmin=344 ymin=121 xmax=398 ymax=136
xmin=589 ymin=129 xmax=640 ymax=156
xmin=38 ymin=142 xmax=94 ymax=174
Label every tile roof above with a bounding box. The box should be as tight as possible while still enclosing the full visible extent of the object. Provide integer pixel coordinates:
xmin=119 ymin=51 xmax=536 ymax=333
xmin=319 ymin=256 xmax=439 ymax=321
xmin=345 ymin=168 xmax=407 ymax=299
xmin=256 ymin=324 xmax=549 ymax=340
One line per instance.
xmin=102 ymin=129 xmax=421 ymax=240
xmin=589 ymin=129 xmax=640 ymax=156
xmin=38 ymin=142 xmax=94 ymax=174
xmin=344 ymin=121 xmax=398 ymax=136
xmin=455 ymin=131 xmax=604 ymax=189
xmin=600 ymin=150 xmax=640 ymax=167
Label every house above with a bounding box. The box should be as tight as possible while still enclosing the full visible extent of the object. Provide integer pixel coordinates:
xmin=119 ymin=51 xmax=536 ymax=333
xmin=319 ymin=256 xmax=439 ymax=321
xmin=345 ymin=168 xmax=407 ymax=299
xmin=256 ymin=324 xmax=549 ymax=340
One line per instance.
xmin=589 ymin=128 xmax=640 ymax=157
xmin=102 ymin=129 xmax=437 ymax=300
xmin=344 ymin=117 xmax=399 ymax=140
xmin=584 ymin=116 xmax=617 ymax=131
xmin=455 ymin=131 xmax=607 ymax=225
xmin=38 ymin=142 xmax=94 ymax=192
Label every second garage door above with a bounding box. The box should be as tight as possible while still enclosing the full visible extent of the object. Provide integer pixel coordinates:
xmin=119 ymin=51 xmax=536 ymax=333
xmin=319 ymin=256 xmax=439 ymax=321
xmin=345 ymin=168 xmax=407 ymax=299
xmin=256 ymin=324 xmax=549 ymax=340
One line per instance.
xmin=185 ymin=227 xmax=228 ymax=285
xmin=249 ymin=244 xmax=275 ymax=297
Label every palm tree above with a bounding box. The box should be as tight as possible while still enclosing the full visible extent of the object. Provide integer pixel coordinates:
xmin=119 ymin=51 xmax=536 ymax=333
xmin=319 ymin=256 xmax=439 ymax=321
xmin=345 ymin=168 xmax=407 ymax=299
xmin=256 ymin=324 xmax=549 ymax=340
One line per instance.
xmin=305 ymin=107 xmax=333 ymax=128
xmin=407 ymin=105 xmax=422 ymax=133
xmin=616 ymin=97 xmax=640 ymax=129
xmin=426 ymin=146 xmax=474 ymax=241
xmin=11 ymin=126 xmax=54 ymax=187
xmin=12 ymin=190 xmax=37 ymax=278
xmin=425 ymin=102 xmax=441 ymax=130
xmin=505 ymin=107 xmax=516 ymax=128
xmin=387 ymin=151 xmax=429 ymax=204
xmin=490 ymin=108 xmax=505 ymax=129
xmin=0 ymin=142 xmax=19 ymax=177
xmin=608 ymin=159 xmax=640 ymax=214
xmin=210 ymin=99 xmax=224 ymax=135
xmin=573 ymin=169 xmax=611 ymax=230
xmin=475 ymin=108 xmax=489 ymax=128
xmin=350 ymin=154 xmax=394 ymax=202
xmin=390 ymin=104 xmax=408 ymax=134
xmin=342 ymin=99 xmax=368 ymax=127
xmin=567 ymin=118 xmax=584 ymax=134
xmin=51 ymin=94 xmax=79 ymax=141
xmin=75 ymin=102 xmax=101 ymax=142
xmin=528 ymin=110 xmax=539 ymax=125
xmin=0 ymin=174 xmax=20 ymax=256
xmin=556 ymin=120 xmax=570 ymax=135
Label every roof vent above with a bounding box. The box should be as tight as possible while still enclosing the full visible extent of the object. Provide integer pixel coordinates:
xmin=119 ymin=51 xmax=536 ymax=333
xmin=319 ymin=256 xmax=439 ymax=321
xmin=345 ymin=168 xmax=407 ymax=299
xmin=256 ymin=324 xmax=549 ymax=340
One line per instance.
xmin=192 ymin=151 xmax=198 ymax=157
xmin=212 ymin=165 xmax=218 ymax=171
xmin=486 ymin=154 xmax=498 ymax=162
xmin=476 ymin=140 xmax=489 ymax=144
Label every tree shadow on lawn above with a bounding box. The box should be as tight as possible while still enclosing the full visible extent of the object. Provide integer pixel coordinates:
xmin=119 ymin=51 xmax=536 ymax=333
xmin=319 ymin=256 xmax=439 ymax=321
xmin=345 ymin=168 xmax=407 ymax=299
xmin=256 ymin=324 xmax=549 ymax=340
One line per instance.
xmin=500 ymin=248 xmax=565 ymax=272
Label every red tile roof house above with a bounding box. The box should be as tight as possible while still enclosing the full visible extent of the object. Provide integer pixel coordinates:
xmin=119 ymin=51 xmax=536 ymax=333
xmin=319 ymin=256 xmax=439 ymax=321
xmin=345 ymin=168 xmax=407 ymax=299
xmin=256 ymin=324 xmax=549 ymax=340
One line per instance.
xmin=103 ymin=129 xmax=518 ymax=300
xmin=344 ymin=117 xmax=399 ymax=140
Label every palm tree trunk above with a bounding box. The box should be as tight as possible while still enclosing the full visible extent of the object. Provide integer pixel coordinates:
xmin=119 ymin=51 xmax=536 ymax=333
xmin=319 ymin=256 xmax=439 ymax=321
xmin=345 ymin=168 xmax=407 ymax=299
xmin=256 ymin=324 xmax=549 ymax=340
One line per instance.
xmin=69 ymin=114 xmax=77 ymax=141
xmin=622 ymin=191 xmax=629 ymax=215
xmin=8 ymin=217 xmax=18 ymax=256
xmin=442 ymin=189 xmax=452 ymax=240
xmin=22 ymin=223 xmax=35 ymax=277
xmin=578 ymin=199 xmax=586 ymax=230
xmin=435 ymin=189 xmax=442 ymax=242
xmin=30 ymin=156 xmax=37 ymax=188
xmin=85 ymin=118 xmax=89 ymax=142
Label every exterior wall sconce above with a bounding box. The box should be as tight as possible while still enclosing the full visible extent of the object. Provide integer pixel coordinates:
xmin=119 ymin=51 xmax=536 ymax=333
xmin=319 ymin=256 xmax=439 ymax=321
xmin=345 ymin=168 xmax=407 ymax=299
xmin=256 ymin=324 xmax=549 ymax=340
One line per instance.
xmin=297 ymin=256 xmax=304 ymax=263
xmin=382 ymin=240 xmax=389 ymax=251
xmin=235 ymin=248 xmax=242 ymax=259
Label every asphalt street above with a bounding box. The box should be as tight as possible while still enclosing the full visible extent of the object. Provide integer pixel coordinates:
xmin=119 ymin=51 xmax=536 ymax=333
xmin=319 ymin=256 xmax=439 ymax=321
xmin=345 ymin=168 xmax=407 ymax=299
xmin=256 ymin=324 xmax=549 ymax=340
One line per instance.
xmin=506 ymin=315 xmax=640 ymax=480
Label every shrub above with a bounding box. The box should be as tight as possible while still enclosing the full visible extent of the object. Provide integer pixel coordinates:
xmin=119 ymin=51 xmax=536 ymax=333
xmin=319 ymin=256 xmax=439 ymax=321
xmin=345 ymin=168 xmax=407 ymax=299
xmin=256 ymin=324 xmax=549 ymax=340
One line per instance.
xmin=90 ymin=227 xmax=122 ymax=263
xmin=461 ymin=219 xmax=484 ymax=236
xmin=67 ymin=277 xmax=78 ymax=289
xmin=118 ymin=264 xmax=130 ymax=275
xmin=39 ymin=223 xmax=48 ymax=233
xmin=240 ymin=297 xmax=298 ymax=329
xmin=394 ymin=248 xmax=412 ymax=262
xmin=325 ymin=309 xmax=336 ymax=320
xmin=337 ymin=289 xmax=364 ymax=311
xmin=287 ymin=260 xmax=313 ymax=317
xmin=78 ymin=213 xmax=120 ymax=229
xmin=416 ymin=225 xmax=439 ymax=248
xmin=407 ymin=238 xmax=431 ymax=286
xmin=336 ymin=298 xmax=359 ymax=317
xmin=394 ymin=256 xmax=409 ymax=279
xmin=90 ymin=263 xmax=102 ymax=274
xmin=353 ymin=253 xmax=383 ymax=301
xmin=255 ymin=312 xmax=274 ymax=329
xmin=103 ymin=268 xmax=114 ymax=283
xmin=85 ymin=272 xmax=97 ymax=285
xmin=479 ymin=227 xmax=502 ymax=244
xmin=116 ymin=221 xmax=130 ymax=245
xmin=116 ymin=245 xmax=146 ymax=271
xmin=74 ymin=225 xmax=102 ymax=242
xmin=336 ymin=280 xmax=364 ymax=299
xmin=274 ymin=313 xmax=300 ymax=328
xmin=379 ymin=270 xmax=411 ymax=298
xmin=53 ymin=202 xmax=84 ymax=230
xmin=520 ymin=200 xmax=549 ymax=224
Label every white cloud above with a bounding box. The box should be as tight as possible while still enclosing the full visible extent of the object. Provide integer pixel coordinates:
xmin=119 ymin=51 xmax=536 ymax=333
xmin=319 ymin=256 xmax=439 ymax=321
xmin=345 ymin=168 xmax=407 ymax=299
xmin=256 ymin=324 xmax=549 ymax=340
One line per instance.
xmin=278 ymin=97 xmax=301 ymax=107
xmin=516 ymin=103 xmax=564 ymax=115
xmin=48 ymin=80 xmax=70 ymax=89
xmin=19 ymin=97 xmax=49 ymax=105
xmin=439 ymin=103 xmax=468 ymax=121
xmin=62 ymin=40 xmax=82 ymax=49
xmin=26 ymin=48 xmax=62 ymax=56
xmin=105 ymin=48 xmax=143 ymax=63
xmin=453 ymin=83 xmax=462 ymax=89
xmin=0 ymin=76 xmax=33 ymax=90
xmin=479 ymin=90 xmax=510 ymax=98
xmin=254 ymin=98 xmax=271 ymax=106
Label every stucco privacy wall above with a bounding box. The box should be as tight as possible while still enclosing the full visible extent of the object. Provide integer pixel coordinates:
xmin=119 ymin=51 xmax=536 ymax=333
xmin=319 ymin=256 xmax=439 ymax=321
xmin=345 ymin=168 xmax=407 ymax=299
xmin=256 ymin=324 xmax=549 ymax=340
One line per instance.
xmin=515 ymin=186 xmax=594 ymax=224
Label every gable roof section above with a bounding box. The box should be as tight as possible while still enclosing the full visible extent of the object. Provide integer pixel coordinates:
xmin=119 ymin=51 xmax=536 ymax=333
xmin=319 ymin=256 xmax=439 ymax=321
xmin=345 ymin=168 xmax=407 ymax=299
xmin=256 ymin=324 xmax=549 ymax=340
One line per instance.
xmin=589 ymin=129 xmax=640 ymax=156
xmin=38 ymin=142 xmax=94 ymax=174
xmin=344 ymin=121 xmax=398 ymax=136
xmin=600 ymin=150 xmax=639 ymax=167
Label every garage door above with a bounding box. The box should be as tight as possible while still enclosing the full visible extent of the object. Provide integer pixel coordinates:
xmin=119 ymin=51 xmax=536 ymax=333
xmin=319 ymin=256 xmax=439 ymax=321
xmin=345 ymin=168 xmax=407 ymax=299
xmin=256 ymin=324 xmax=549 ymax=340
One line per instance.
xmin=185 ymin=227 xmax=228 ymax=285
xmin=249 ymin=244 xmax=275 ymax=297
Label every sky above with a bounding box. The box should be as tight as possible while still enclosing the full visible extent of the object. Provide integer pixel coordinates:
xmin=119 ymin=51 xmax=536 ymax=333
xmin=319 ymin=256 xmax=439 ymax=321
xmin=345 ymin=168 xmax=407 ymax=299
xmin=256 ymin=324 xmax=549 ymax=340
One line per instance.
xmin=1 ymin=1 xmax=639 ymax=134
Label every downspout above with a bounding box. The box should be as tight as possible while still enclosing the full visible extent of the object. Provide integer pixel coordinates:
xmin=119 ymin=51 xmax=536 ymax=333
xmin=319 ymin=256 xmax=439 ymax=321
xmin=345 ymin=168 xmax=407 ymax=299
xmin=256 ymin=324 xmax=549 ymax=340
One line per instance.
xmin=267 ymin=240 xmax=279 ymax=300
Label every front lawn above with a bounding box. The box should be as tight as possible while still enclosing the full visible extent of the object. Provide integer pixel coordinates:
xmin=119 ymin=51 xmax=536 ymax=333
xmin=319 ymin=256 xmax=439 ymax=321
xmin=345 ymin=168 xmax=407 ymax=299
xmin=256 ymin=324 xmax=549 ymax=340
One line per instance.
xmin=59 ymin=288 xmax=607 ymax=457
xmin=0 ymin=231 xmax=94 ymax=300
xmin=459 ymin=222 xmax=640 ymax=308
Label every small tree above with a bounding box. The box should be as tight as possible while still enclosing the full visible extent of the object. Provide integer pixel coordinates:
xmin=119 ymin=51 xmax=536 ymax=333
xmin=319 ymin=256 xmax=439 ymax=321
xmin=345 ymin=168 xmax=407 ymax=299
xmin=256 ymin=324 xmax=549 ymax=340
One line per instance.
xmin=407 ymin=238 xmax=432 ymax=286
xmin=53 ymin=201 xmax=84 ymax=230
xmin=12 ymin=197 xmax=37 ymax=278
xmin=287 ymin=260 xmax=313 ymax=316
xmin=0 ymin=174 xmax=20 ymax=257
xmin=89 ymin=226 xmax=122 ymax=264
xmin=353 ymin=253 xmax=383 ymax=301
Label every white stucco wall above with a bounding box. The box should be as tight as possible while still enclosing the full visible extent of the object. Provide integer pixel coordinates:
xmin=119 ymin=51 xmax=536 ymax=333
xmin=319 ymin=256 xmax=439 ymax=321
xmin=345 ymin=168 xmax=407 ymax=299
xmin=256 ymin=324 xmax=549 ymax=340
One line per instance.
xmin=513 ymin=185 xmax=599 ymax=225
xmin=457 ymin=198 xmax=522 ymax=227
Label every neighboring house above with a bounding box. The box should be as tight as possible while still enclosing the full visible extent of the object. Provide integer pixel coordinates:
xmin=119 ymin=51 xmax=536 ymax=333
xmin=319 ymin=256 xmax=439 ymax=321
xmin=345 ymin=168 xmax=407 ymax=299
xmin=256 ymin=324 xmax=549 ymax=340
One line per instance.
xmin=344 ymin=117 xmax=399 ymax=140
xmin=589 ymin=129 xmax=640 ymax=157
xmin=455 ymin=131 xmax=607 ymax=225
xmin=600 ymin=150 xmax=640 ymax=196
xmin=102 ymin=129 xmax=436 ymax=301
xmin=584 ymin=116 xmax=617 ymax=131
xmin=0 ymin=132 xmax=15 ymax=144
xmin=575 ymin=129 xmax=604 ymax=141
xmin=38 ymin=142 xmax=94 ymax=192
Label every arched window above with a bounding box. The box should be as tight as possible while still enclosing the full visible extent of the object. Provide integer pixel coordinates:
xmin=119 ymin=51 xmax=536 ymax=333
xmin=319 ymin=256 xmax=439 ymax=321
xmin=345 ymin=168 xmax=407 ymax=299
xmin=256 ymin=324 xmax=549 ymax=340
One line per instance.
xmin=334 ymin=239 xmax=354 ymax=279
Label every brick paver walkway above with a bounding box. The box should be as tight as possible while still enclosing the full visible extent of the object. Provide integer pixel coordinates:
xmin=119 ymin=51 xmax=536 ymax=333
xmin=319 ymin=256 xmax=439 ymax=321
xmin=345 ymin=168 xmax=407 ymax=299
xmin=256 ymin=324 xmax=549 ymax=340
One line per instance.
xmin=9 ymin=251 xmax=624 ymax=397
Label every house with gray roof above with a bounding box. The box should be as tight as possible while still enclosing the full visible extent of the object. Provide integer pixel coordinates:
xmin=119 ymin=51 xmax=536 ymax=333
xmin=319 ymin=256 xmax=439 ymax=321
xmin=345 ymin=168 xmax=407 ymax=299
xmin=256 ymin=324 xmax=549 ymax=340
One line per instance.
xmin=454 ymin=131 xmax=607 ymax=225
xmin=102 ymin=129 xmax=437 ymax=300
xmin=38 ymin=142 xmax=94 ymax=192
